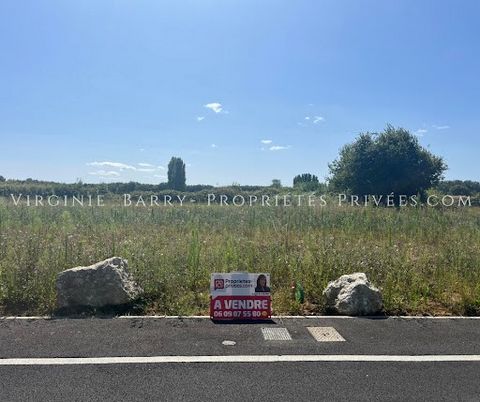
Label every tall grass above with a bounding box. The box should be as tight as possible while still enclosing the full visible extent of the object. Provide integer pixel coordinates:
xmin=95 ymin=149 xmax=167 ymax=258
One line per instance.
xmin=0 ymin=199 xmax=479 ymax=315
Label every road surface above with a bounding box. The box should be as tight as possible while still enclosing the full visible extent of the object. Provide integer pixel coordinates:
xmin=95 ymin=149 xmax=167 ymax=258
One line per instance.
xmin=0 ymin=316 xmax=479 ymax=401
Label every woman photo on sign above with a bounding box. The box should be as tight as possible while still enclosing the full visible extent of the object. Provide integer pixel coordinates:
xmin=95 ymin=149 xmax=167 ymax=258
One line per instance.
xmin=255 ymin=274 xmax=270 ymax=292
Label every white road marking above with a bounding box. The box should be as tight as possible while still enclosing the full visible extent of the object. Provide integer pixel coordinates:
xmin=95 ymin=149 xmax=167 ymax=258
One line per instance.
xmin=2 ymin=316 xmax=480 ymax=320
xmin=261 ymin=327 xmax=292 ymax=341
xmin=120 ymin=315 xmax=480 ymax=320
xmin=222 ymin=340 xmax=236 ymax=346
xmin=307 ymin=327 xmax=346 ymax=342
xmin=1 ymin=355 xmax=480 ymax=366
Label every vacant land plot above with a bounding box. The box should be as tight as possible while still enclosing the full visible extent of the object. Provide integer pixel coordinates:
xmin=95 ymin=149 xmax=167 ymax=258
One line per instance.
xmin=0 ymin=199 xmax=479 ymax=316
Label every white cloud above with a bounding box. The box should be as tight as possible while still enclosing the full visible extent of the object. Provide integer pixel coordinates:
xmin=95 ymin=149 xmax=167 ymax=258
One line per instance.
xmin=204 ymin=102 xmax=223 ymax=113
xmin=87 ymin=161 xmax=136 ymax=170
xmin=414 ymin=129 xmax=428 ymax=137
xmin=211 ymin=143 xmax=217 ymax=148
xmin=137 ymin=168 xmax=155 ymax=172
xmin=261 ymin=139 xmax=272 ymax=144
xmin=88 ymin=170 xmax=120 ymax=177
xmin=153 ymin=174 xmax=167 ymax=179
xmin=269 ymin=145 xmax=290 ymax=151
xmin=304 ymin=115 xmax=324 ymax=124
xmin=197 ymin=116 xmax=205 ymax=121
xmin=157 ymin=165 xmax=166 ymax=170
xmin=433 ymin=125 xmax=450 ymax=130
xmin=138 ymin=163 xmax=154 ymax=167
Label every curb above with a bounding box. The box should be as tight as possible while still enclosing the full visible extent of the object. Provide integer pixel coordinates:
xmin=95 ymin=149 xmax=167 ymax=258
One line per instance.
xmin=1 ymin=315 xmax=480 ymax=320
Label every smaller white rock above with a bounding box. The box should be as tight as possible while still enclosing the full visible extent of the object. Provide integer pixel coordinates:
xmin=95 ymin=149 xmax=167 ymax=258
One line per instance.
xmin=323 ymin=272 xmax=383 ymax=316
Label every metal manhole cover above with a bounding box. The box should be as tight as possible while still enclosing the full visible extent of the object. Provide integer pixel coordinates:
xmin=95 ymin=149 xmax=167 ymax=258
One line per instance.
xmin=307 ymin=327 xmax=346 ymax=342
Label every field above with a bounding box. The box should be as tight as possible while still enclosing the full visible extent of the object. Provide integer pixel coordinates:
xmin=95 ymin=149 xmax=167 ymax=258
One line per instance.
xmin=0 ymin=198 xmax=479 ymax=316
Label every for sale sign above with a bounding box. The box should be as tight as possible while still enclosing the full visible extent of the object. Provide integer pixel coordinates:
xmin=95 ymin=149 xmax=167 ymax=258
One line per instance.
xmin=210 ymin=272 xmax=272 ymax=320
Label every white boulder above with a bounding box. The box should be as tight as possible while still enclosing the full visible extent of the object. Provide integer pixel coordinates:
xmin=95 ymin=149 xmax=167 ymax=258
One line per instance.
xmin=323 ymin=272 xmax=383 ymax=316
xmin=56 ymin=257 xmax=143 ymax=309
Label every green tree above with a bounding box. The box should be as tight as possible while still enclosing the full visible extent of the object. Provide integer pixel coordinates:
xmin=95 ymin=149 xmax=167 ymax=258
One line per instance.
xmin=293 ymin=173 xmax=320 ymax=191
xmin=0 ymin=175 xmax=5 ymax=182
xmin=328 ymin=125 xmax=447 ymax=199
xmin=167 ymin=157 xmax=186 ymax=191
xmin=436 ymin=180 xmax=480 ymax=196
xmin=271 ymin=179 xmax=282 ymax=188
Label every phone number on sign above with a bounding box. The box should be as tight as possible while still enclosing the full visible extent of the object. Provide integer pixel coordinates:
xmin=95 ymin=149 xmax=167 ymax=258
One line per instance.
xmin=213 ymin=310 xmax=268 ymax=318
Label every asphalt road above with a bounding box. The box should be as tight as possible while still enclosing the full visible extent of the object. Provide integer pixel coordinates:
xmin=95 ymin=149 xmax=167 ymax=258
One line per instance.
xmin=1 ymin=316 xmax=479 ymax=401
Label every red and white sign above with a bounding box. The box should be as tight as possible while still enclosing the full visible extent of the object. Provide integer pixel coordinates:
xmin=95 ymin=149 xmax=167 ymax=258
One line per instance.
xmin=210 ymin=272 xmax=271 ymax=320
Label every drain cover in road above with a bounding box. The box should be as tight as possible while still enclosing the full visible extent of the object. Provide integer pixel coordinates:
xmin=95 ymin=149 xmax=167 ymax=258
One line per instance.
xmin=307 ymin=327 xmax=345 ymax=342
xmin=261 ymin=327 xmax=292 ymax=341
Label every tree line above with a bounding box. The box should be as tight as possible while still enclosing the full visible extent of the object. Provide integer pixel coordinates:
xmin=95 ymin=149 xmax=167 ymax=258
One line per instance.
xmin=1 ymin=126 xmax=478 ymax=199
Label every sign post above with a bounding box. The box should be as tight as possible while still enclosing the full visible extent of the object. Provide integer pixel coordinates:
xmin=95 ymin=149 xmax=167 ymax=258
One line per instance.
xmin=210 ymin=272 xmax=272 ymax=320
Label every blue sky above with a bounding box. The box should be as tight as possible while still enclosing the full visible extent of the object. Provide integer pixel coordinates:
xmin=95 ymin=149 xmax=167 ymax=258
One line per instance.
xmin=1 ymin=0 xmax=479 ymax=186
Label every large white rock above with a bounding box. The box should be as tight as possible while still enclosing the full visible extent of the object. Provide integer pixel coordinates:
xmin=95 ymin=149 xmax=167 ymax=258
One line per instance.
xmin=56 ymin=257 xmax=143 ymax=309
xmin=323 ymin=272 xmax=383 ymax=316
